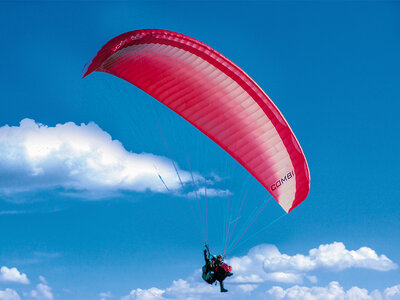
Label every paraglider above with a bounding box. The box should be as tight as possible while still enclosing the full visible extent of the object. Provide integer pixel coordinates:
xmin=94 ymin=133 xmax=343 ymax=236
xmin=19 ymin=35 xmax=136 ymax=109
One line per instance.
xmin=83 ymin=29 xmax=310 ymax=292
xmin=83 ymin=29 xmax=310 ymax=213
xmin=203 ymin=244 xmax=232 ymax=292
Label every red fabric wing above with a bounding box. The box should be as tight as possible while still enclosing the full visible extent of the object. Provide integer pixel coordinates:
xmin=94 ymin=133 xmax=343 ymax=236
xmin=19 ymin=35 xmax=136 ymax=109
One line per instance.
xmin=84 ymin=29 xmax=310 ymax=212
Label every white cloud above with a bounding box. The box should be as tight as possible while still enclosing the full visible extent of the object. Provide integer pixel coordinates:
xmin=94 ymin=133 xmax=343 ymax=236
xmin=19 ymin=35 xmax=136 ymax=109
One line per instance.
xmin=0 ymin=119 xmax=208 ymax=199
xmin=384 ymin=284 xmax=400 ymax=299
xmin=237 ymin=284 xmax=258 ymax=292
xmin=99 ymin=291 xmax=112 ymax=300
xmin=231 ymin=273 xmax=264 ymax=283
xmin=121 ymin=287 xmax=165 ymax=300
xmin=38 ymin=276 xmax=47 ymax=284
xmin=264 ymin=272 xmax=303 ymax=284
xmin=120 ymin=272 xmax=400 ymax=300
xmin=0 ymin=267 xmax=29 ymax=284
xmin=268 ymin=281 xmax=355 ymax=299
xmin=29 ymin=283 xmax=53 ymax=300
xmin=186 ymin=188 xmax=232 ymax=198
xmin=267 ymin=281 xmax=400 ymax=300
xmin=228 ymin=246 xmax=280 ymax=284
xmin=165 ymin=278 xmax=215 ymax=298
xmin=120 ymin=242 xmax=398 ymax=299
xmin=0 ymin=289 xmax=20 ymax=300
xmin=263 ymin=242 xmax=397 ymax=273
xmin=225 ymin=242 xmax=397 ymax=286
xmin=121 ymin=277 xmax=217 ymax=300
xmin=306 ymin=276 xmax=318 ymax=284
xmin=228 ymin=243 xmax=304 ymax=284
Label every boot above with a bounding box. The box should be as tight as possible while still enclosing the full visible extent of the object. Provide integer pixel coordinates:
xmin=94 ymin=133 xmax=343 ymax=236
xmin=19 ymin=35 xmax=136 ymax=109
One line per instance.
xmin=220 ymin=281 xmax=228 ymax=293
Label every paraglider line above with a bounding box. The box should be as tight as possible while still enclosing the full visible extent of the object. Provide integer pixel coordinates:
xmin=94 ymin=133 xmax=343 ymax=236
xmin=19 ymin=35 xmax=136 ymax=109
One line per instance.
xmin=155 ymin=169 xmax=203 ymax=243
xmin=156 ymin=123 xmax=185 ymax=189
xmin=223 ymin=195 xmax=231 ymax=257
xmin=233 ymin=212 xmax=286 ymax=250
xmin=224 ymin=191 xmax=247 ymax=257
xmin=156 ymin=123 xmax=205 ymax=241
xmin=205 ymin=183 xmax=208 ymax=245
xmin=156 ymin=173 xmax=170 ymax=192
xmin=185 ymin=152 xmax=207 ymax=244
xmin=227 ymin=197 xmax=271 ymax=256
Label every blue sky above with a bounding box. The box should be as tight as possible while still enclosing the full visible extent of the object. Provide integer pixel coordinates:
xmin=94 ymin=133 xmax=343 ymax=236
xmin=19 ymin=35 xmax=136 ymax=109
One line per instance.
xmin=1 ymin=1 xmax=400 ymax=300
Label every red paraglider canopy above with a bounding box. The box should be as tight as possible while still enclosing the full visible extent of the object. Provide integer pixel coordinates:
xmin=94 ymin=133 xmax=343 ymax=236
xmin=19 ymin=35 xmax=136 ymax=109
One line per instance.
xmin=84 ymin=29 xmax=310 ymax=212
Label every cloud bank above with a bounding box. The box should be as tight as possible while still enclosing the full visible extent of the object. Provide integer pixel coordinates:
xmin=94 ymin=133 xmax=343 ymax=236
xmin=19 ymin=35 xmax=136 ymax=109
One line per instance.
xmin=0 ymin=242 xmax=397 ymax=300
xmin=228 ymin=242 xmax=397 ymax=285
xmin=0 ymin=119 xmax=228 ymax=201
xmin=263 ymin=241 xmax=396 ymax=272
xmin=268 ymin=282 xmax=400 ymax=300
xmin=121 ymin=275 xmax=216 ymax=300
xmin=121 ymin=280 xmax=400 ymax=300
xmin=120 ymin=242 xmax=398 ymax=300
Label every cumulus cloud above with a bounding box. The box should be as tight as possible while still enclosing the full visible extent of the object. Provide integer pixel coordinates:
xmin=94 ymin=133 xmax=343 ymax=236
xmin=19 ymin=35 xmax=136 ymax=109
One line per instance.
xmin=0 ymin=119 xmax=229 ymax=201
xmin=121 ymin=278 xmax=216 ymax=300
xmin=165 ymin=278 xmax=215 ymax=298
xmin=226 ymin=242 xmax=397 ymax=285
xmin=263 ymin=242 xmax=397 ymax=273
xmin=28 ymin=283 xmax=53 ymax=300
xmin=264 ymin=272 xmax=303 ymax=284
xmin=0 ymin=288 xmax=20 ymax=300
xmin=384 ymin=284 xmax=400 ymax=299
xmin=120 ymin=242 xmax=398 ymax=299
xmin=121 ymin=287 xmax=165 ymax=300
xmin=120 ymin=272 xmax=400 ymax=300
xmin=99 ymin=291 xmax=112 ymax=300
xmin=121 ymin=270 xmax=218 ymax=300
xmin=306 ymin=276 xmax=318 ymax=284
xmin=228 ymin=244 xmax=302 ymax=285
xmin=237 ymin=284 xmax=258 ymax=293
xmin=268 ymin=281 xmax=365 ymax=300
xmin=268 ymin=281 xmax=400 ymax=300
xmin=0 ymin=267 xmax=29 ymax=284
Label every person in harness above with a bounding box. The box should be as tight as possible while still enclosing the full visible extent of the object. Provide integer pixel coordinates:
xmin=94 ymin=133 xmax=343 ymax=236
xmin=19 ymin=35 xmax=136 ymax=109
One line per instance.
xmin=202 ymin=244 xmax=233 ymax=292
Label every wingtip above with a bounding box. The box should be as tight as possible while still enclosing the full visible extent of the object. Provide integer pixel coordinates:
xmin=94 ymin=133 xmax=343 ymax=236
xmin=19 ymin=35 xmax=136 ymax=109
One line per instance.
xmin=81 ymin=60 xmax=92 ymax=78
